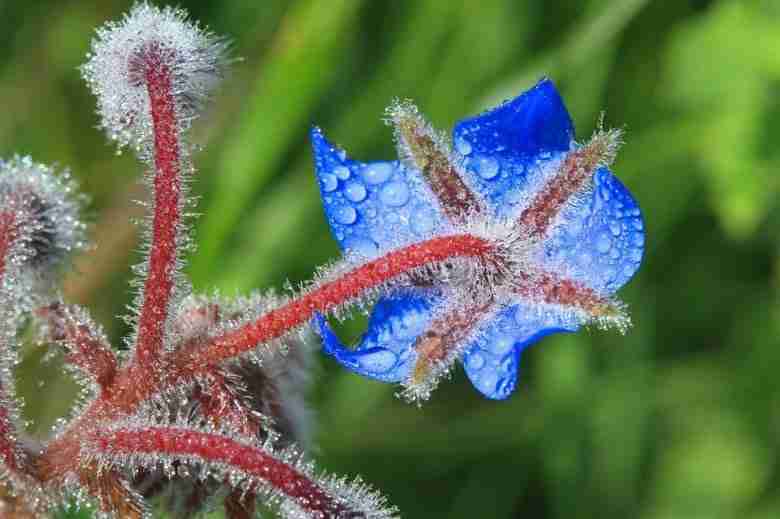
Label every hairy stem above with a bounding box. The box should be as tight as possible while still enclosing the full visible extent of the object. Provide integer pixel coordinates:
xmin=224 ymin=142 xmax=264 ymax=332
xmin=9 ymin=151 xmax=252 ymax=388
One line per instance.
xmin=185 ymin=234 xmax=494 ymax=369
xmin=91 ymin=427 xmax=349 ymax=517
xmin=134 ymin=46 xmax=183 ymax=370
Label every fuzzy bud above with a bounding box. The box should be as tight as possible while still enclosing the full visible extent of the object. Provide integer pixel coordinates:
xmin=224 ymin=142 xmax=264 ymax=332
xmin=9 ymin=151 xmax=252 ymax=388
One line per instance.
xmin=0 ymin=156 xmax=85 ymax=276
xmin=81 ymin=2 xmax=229 ymax=151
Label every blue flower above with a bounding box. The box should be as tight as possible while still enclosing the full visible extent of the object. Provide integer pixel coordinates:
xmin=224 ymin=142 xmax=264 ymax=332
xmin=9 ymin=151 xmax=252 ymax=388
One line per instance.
xmin=310 ymin=78 xmax=644 ymax=401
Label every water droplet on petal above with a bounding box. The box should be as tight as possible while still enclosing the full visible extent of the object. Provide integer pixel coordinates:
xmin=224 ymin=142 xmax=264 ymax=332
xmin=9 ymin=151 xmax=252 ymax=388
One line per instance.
xmin=321 ymin=173 xmax=338 ymax=192
xmin=475 ymin=370 xmax=498 ymax=395
xmin=334 ymin=205 xmax=357 ymax=225
xmin=489 ymin=335 xmax=514 ymax=356
xmin=344 ymin=237 xmax=378 ymax=257
xmin=455 ymin=136 xmax=472 ymax=156
xmin=345 ymin=181 xmax=367 ymax=202
xmin=380 ymin=181 xmax=410 ymax=207
xmin=411 ymin=208 xmax=435 ymax=235
xmin=362 ymin=163 xmax=393 ymax=185
xmin=334 ymin=166 xmax=351 ymax=180
xmin=596 ymin=232 xmax=612 ymax=254
xmin=357 ymin=349 xmax=397 ymax=373
xmin=467 ymin=352 xmax=485 ymax=371
xmin=476 ymin=156 xmax=500 ymax=180
xmin=609 ymin=221 xmax=622 ymax=237
xmin=632 ymin=232 xmax=645 ymax=247
xmin=632 ymin=218 xmax=643 ymax=231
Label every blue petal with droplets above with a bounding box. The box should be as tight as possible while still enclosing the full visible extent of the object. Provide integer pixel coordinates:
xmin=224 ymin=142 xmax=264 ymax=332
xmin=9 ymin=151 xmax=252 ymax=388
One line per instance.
xmin=541 ymin=167 xmax=645 ymax=294
xmin=462 ymin=303 xmax=575 ymax=399
xmin=452 ymin=78 xmax=575 ymax=215
xmin=314 ymin=294 xmax=436 ymax=383
xmin=311 ymin=127 xmax=449 ymax=259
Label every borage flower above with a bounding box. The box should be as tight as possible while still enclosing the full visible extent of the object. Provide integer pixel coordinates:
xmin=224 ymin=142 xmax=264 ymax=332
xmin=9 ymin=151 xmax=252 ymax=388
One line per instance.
xmin=312 ymin=79 xmax=644 ymax=402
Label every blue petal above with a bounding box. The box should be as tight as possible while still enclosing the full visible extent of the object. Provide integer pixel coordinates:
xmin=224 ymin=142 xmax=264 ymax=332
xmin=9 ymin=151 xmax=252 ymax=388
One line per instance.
xmin=314 ymin=294 xmax=436 ymax=383
xmin=310 ymin=127 xmax=450 ymax=259
xmin=462 ymin=303 xmax=575 ymax=400
xmin=541 ymin=167 xmax=645 ymax=294
xmin=452 ymin=78 xmax=575 ymax=215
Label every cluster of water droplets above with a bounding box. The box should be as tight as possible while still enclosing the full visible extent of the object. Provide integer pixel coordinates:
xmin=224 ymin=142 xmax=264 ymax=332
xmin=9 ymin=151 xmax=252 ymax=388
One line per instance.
xmin=543 ymin=167 xmax=644 ymax=295
xmin=313 ymin=129 xmax=451 ymax=261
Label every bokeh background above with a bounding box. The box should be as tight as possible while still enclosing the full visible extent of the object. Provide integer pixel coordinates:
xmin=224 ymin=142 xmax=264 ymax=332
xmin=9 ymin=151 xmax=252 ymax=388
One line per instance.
xmin=1 ymin=0 xmax=779 ymax=517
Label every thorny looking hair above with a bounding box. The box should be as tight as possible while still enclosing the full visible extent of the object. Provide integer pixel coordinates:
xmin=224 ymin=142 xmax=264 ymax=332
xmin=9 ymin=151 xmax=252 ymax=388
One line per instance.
xmin=0 ymin=1 xmax=644 ymax=518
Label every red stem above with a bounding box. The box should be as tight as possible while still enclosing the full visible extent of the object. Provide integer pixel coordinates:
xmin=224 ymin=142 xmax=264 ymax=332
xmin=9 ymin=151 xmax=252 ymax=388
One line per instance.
xmin=134 ymin=49 xmax=183 ymax=370
xmin=185 ymin=233 xmax=494 ymax=369
xmin=0 ymin=212 xmax=23 ymax=473
xmin=0 ymin=212 xmax=16 ymax=282
xmin=92 ymin=427 xmax=349 ymax=517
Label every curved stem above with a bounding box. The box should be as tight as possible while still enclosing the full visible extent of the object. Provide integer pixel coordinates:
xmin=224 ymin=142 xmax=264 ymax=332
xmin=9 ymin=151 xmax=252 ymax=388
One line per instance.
xmin=134 ymin=48 xmax=183 ymax=370
xmin=186 ymin=233 xmax=494 ymax=369
xmin=91 ymin=426 xmax=349 ymax=518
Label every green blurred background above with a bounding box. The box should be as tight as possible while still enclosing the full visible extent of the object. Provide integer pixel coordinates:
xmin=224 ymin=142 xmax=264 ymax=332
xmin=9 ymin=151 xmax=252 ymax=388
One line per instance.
xmin=2 ymin=0 xmax=780 ymax=517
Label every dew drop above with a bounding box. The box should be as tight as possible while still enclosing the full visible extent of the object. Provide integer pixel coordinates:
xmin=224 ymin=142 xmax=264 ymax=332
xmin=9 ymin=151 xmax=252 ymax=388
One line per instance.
xmin=609 ymin=220 xmax=622 ymax=237
xmin=455 ymin=136 xmax=472 ymax=156
xmin=357 ymin=349 xmax=397 ymax=373
xmin=632 ymin=218 xmax=643 ymax=231
xmin=578 ymin=252 xmax=593 ymax=266
xmin=362 ymin=163 xmax=393 ymax=185
xmin=467 ymin=352 xmax=485 ymax=371
xmin=334 ymin=205 xmax=357 ymax=225
xmin=344 ymin=236 xmax=378 ymax=257
xmin=411 ymin=208 xmax=435 ymax=235
xmin=489 ymin=335 xmax=514 ymax=356
xmin=321 ymin=173 xmax=338 ymax=192
xmin=344 ymin=181 xmax=367 ymax=202
xmin=380 ymin=181 xmax=410 ymax=207
xmin=476 ymin=156 xmax=500 ymax=180
xmin=334 ymin=166 xmax=351 ymax=180
xmin=596 ymin=232 xmax=612 ymax=254
xmin=475 ymin=371 xmax=498 ymax=395
xmin=632 ymin=232 xmax=645 ymax=247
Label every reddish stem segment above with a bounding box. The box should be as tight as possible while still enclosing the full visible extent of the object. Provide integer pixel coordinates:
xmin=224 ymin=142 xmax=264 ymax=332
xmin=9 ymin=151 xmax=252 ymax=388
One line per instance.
xmin=0 ymin=212 xmax=17 ymax=281
xmin=134 ymin=49 xmax=183 ymax=370
xmin=187 ymin=234 xmax=494 ymax=369
xmin=518 ymin=140 xmax=606 ymax=238
xmin=92 ymin=427 xmax=349 ymax=517
xmin=516 ymin=268 xmax=614 ymax=315
xmin=36 ymin=303 xmax=118 ymax=392
xmin=391 ymin=107 xmax=483 ymax=221
xmin=0 ymin=212 xmax=22 ymax=473
xmin=410 ymin=300 xmax=494 ymax=384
